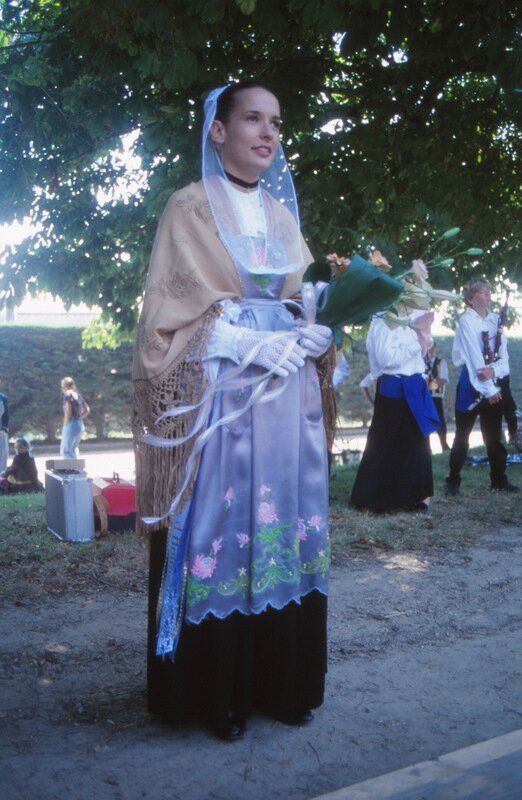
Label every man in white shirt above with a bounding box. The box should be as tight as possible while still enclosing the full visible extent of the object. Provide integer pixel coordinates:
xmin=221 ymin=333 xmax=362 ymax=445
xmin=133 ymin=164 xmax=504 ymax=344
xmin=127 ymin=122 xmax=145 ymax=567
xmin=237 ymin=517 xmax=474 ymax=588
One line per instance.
xmin=445 ymin=278 xmax=518 ymax=495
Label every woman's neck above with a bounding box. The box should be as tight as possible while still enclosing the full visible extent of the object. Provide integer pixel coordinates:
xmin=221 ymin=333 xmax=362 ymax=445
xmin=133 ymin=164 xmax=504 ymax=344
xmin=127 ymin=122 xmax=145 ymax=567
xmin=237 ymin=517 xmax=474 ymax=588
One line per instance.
xmin=224 ymin=170 xmax=259 ymax=191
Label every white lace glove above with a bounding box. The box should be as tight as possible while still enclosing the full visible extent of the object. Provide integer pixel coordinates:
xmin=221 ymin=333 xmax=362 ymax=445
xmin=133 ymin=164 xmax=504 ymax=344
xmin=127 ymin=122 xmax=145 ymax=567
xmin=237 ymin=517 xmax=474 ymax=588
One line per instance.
xmin=236 ymin=329 xmax=306 ymax=377
xmin=205 ymin=318 xmax=306 ymax=377
xmin=298 ymin=324 xmax=333 ymax=359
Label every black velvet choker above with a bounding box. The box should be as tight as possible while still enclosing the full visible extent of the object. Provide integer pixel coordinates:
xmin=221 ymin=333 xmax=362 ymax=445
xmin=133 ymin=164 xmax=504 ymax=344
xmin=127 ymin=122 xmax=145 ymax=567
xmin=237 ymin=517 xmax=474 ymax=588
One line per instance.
xmin=224 ymin=170 xmax=259 ymax=190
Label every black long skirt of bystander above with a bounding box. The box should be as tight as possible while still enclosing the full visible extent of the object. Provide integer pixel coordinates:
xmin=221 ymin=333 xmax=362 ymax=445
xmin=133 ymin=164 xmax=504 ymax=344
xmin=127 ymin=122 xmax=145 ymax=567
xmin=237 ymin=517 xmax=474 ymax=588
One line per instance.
xmin=350 ymin=388 xmax=433 ymax=513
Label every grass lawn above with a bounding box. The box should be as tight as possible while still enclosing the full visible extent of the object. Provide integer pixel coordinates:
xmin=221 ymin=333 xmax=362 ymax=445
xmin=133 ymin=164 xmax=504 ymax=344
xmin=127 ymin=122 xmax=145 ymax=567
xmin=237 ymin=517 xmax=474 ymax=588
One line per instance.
xmin=0 ymin=447 xmax=520 ymax=603
xmin=329 ymin=445 xmax=521 ymax=558
xmin=0 ymin=491 xmax=148 ymax=604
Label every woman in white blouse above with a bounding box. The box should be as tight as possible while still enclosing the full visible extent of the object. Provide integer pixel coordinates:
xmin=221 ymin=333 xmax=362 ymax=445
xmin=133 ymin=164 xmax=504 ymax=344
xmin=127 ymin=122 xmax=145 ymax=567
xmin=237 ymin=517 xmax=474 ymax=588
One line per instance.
xmin=350 ymin=311 xmax=440 ymax=513
xmin=134 ymin=82 xmax=333 ymax=740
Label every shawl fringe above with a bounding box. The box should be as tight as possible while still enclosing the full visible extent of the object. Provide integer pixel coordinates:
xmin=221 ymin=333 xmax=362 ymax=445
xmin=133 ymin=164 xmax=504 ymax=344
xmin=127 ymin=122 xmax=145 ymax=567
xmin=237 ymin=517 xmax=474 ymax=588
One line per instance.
xmin=132 ymin=307 xmax=219 ymax=538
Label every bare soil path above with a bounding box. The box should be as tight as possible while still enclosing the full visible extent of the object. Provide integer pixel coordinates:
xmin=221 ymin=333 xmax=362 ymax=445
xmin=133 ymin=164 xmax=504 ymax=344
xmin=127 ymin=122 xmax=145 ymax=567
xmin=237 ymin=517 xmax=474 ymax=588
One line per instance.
xmin=1 ymin=516 xmax=521 ymax=800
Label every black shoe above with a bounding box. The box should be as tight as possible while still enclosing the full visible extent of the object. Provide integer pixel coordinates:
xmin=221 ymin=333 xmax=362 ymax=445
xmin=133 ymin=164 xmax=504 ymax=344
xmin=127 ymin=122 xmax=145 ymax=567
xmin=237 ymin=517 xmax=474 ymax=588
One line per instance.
xmin=285 ymin=709 xmax=315 ymax=726
xmin=227 ymin=722 xmax=245 ymax=740
xmin=445 ymin=479 xmax=461 ymax=497
xmin=410 ymin=502 xmax=429 ymax=514
xmin=215 ymin=713 xmax=245 ymax=741
xmin=490 ymin=481 xmax=519 ymax=493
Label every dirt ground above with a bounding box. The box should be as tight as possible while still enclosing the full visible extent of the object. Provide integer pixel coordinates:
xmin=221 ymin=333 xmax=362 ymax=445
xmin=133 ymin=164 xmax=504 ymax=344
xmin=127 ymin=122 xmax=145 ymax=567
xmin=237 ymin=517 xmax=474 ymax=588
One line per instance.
xmin=1 ymin=497 xmax=522 ymax=800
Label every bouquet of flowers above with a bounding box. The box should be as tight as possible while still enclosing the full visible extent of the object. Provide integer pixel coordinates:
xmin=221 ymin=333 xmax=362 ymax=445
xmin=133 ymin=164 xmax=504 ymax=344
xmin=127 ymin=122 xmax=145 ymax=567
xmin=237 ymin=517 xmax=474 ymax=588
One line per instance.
xmin=303 ymin=227 xmax=482 ymax=341
xmin=303 ymin=252 xmax=404 ymax=329
xmin=376 ymin=254 xmax=461 ymax=323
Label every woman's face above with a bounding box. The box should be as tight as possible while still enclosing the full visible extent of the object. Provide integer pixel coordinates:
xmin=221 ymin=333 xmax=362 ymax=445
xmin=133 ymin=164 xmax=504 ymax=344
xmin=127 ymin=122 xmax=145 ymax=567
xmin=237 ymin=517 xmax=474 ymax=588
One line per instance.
xmin=211 ymin=87 xmax=281 ymax=182
xmin=15 ymin=441 xmax=28 ymax=454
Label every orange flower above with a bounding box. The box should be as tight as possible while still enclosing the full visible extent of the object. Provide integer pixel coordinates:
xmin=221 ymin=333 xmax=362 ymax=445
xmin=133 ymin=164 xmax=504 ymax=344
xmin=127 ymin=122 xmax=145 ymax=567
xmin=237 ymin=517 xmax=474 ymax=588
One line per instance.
xmin=326 ymin=253 xmax=350 ymax=274
xmin=368 ymin=250 xmax=391 ymax=272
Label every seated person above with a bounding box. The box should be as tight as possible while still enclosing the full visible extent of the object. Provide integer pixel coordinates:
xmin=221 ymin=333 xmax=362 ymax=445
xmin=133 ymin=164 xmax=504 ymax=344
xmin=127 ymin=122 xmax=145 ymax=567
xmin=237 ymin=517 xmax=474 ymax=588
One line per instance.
xmin=0 ymin=438 xmax=43 ymax=493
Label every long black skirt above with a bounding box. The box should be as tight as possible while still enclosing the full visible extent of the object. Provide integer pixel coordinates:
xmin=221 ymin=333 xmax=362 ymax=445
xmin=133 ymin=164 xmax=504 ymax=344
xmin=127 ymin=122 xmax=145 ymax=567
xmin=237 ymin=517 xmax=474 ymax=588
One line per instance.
xmin=350 ymin=389 xmax=433 ymax=513
xmin=147 ymin=528 xmax=327 ymax=736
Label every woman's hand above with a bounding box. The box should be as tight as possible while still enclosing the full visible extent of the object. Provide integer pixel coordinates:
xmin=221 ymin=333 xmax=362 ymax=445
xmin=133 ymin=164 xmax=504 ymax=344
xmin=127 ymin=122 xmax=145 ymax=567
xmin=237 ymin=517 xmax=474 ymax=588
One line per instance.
xmin=297 ymin=324 xmax=333 ymax=358
xmin=236 ymin=330 xmax=306 ymax=377
xmin=477 ymin=366 xmax=495 ymax=382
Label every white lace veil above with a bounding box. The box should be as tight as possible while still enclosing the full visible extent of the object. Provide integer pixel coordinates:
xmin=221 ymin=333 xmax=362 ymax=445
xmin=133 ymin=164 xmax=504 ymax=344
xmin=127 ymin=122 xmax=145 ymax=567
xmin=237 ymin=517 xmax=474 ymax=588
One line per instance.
xmin=201 ymin=84 xmax=304 ymax=276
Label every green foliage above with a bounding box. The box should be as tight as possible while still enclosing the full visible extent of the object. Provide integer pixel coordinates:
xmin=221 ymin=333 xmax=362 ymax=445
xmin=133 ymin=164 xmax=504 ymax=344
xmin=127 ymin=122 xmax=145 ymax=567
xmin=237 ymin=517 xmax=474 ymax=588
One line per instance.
xmin=0 ymin=326 xmax=133 ymax=439
xmin=1 ymin=323 xmax=520 ymax=443
xmin=81 ymin=318 xmax=133 ymax=350
xmin=0 ymin=0 xmax=521 ymax=331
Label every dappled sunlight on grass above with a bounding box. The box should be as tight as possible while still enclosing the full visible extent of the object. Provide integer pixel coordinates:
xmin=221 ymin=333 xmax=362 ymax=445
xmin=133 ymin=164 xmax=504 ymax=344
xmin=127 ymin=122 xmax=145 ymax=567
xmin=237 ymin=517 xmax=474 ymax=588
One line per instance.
xmin=45 ymin=642 xmax=70 ymax=654
xmin=380 ymin=553 xmax=429 ymax=573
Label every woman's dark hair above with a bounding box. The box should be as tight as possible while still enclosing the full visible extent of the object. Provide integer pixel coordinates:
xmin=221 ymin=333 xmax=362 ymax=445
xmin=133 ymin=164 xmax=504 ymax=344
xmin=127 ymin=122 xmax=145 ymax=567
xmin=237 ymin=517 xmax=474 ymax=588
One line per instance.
xmin=215 ymin=81 xmax=278 ymax=123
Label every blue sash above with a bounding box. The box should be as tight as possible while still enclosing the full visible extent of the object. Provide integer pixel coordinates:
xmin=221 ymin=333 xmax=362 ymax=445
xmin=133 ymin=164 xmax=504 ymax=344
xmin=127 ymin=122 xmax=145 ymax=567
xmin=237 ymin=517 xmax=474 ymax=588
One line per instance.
xmin=455 ymin=365 xmax=481 ymax=413
xmin=379 ymin=374 xmax=440 ymax=436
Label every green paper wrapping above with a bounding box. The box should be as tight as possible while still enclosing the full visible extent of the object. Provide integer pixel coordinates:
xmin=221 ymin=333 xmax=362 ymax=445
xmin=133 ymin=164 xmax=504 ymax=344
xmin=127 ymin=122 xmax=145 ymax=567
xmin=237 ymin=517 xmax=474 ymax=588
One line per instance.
xmin=310 ymin=254 xmax=404 ymax=327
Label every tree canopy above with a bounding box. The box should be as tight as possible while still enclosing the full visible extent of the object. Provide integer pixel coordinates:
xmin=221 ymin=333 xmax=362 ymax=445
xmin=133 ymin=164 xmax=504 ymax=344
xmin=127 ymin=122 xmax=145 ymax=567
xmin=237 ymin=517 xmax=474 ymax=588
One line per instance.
xmin=1 ymin=0 xmax=521 ymax=332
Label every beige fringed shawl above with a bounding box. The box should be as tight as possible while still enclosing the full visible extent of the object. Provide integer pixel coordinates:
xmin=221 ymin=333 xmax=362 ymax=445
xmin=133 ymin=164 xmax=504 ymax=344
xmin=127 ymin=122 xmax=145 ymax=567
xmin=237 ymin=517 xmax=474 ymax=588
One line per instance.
xmin=132 ymin=180 xmax=312 ymax=535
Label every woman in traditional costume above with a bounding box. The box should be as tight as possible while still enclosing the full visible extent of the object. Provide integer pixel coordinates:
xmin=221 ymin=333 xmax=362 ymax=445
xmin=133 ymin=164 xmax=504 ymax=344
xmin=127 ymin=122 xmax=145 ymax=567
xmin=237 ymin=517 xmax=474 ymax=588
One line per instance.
xmin=133 ymin=83 xmax=333 ymax=739
xmin=350 ymin=310 xmax=440 ymax=513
